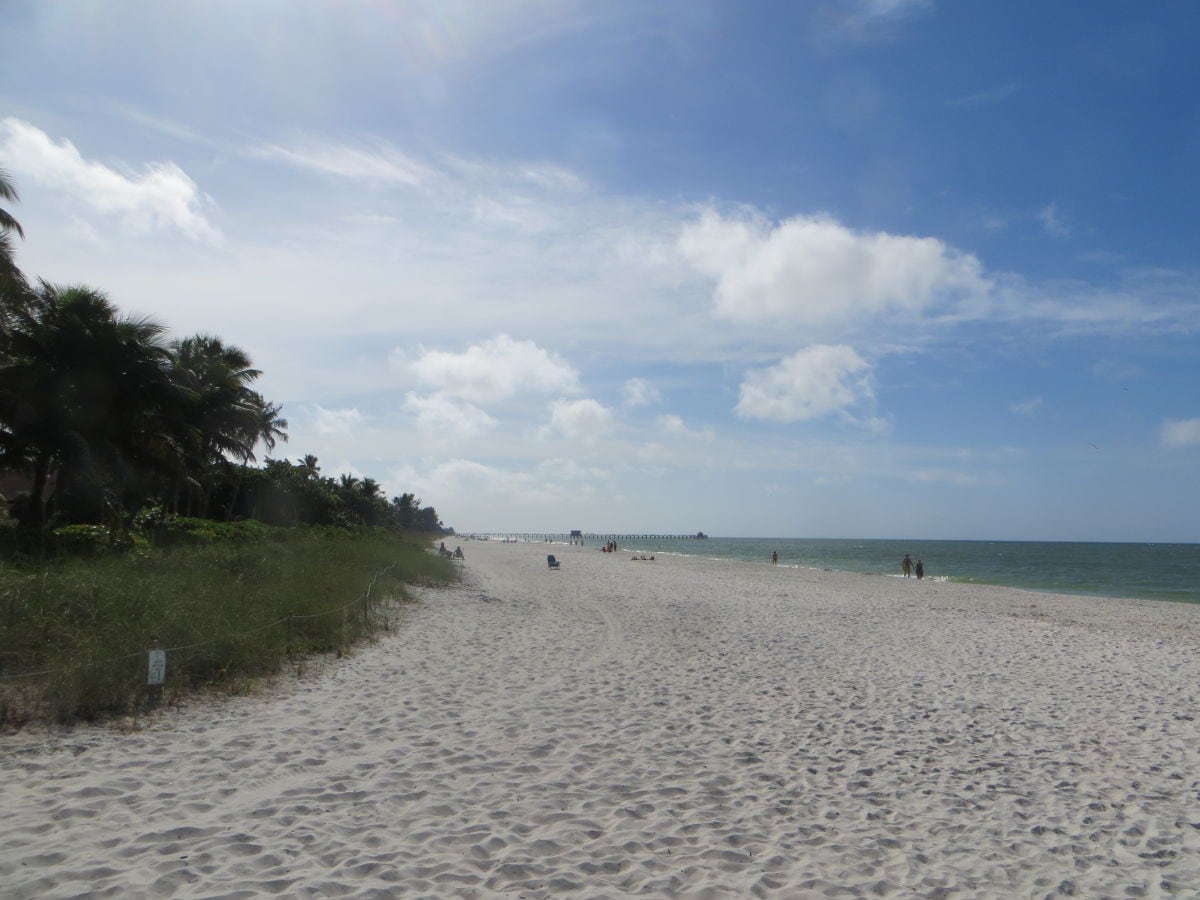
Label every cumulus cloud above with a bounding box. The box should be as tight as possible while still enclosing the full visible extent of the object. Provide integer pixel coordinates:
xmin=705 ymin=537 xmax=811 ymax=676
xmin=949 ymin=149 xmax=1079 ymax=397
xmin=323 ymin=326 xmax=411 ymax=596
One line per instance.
xmin=736 ymin=345 xmax=872 ymax=423
xmin=542 ymin=398 xmax=614 ymax=441
xmin=410 ymin=334 xmax=580 ymax=404
xmin=404 ymin=392 xmax=496 ymax=439
xmin=1160 ymin=418 xmax=1200 ymax=449
xmin=0 ymin=117 xmax=220 ymax=241
xmin=679 ymin=209 xmax=987 ymax=326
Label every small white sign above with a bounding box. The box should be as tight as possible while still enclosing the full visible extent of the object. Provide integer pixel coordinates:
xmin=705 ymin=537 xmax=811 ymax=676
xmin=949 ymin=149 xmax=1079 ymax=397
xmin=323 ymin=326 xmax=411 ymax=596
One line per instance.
xmin=148 ymin=650 xmax=167 ymax=685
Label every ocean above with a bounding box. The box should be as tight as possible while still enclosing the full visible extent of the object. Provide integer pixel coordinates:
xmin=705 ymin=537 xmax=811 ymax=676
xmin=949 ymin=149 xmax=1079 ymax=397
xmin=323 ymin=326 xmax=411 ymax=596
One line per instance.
xmin=604 ymin=536 xmax=1200 ymax=606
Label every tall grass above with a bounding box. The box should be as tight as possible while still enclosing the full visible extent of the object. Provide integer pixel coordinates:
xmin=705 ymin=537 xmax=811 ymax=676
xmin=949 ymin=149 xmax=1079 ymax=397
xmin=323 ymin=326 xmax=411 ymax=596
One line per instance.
xmin=0 ymin=529 xmax=459 ymax=724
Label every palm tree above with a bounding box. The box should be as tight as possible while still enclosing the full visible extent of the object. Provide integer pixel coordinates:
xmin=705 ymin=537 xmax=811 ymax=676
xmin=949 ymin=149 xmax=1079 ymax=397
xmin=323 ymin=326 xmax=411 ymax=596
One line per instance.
xmin=170 ymin=335 xmax=262 ymax=462
xmin=0 ymin=168 xmax=24 ymax=242
xmin=0 ymin=169 xmax=30 ymax=348
xmin=217 ymin=394 xmax=289 ymax=521
xmin=251 ymin=396 xmax=288 ymax=457
xmin=0 ymin=282 xmax=181 ymax=526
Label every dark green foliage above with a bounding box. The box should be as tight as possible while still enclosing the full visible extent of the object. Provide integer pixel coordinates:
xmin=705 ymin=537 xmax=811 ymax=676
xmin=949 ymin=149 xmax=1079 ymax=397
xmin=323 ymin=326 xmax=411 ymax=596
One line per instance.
xmin=134 ymin=510 xmax=275 ymax=547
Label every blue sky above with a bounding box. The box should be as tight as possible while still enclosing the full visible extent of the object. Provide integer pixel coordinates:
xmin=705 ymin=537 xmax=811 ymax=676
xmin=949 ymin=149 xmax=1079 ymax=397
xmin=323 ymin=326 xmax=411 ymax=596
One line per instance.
xmin=3 ymin=0 xmax=1198 ymax=541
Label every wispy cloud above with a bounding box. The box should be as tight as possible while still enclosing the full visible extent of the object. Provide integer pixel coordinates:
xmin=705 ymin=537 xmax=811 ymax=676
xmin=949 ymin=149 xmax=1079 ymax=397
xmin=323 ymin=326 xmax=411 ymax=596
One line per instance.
xmin=251 ymin=138 xmax=434 ymax=187
xmin=313 ymin=406 xmax=364 ymax=435
xmin=1160 ymin=418 xmax=1200 ymax=449
xmin=1010 ymin=396 xmax=1043 ymax=416
xmin=1039 ymin=202 xmax=1071 ymax=238
xmin=623 ymin=377 xmax=661 ymax=408
xmin=812 ymin=0 xmax=935 ymax=43
xmin=947 ymin=82 xmax=1019 ymax=109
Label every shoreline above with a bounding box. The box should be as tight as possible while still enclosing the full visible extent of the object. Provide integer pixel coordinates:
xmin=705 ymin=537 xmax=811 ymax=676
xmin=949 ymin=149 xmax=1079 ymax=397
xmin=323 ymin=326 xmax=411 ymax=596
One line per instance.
xmin=3 ymin=539 xmax=1200 ymax=896
xmin=474 ymin=535 xmax=1200 ymax=607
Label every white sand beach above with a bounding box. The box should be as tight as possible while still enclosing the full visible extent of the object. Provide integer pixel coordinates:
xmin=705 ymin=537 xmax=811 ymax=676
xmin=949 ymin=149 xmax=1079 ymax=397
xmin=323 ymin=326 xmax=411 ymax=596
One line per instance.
xmin=3 ymin=539 xmax=1200 ymax=898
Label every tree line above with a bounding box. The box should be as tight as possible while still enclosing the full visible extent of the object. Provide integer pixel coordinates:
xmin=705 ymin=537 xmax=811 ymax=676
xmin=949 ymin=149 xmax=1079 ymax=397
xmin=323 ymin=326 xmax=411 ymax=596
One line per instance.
xmin=0 ymin=169 xmax=446 ymax=539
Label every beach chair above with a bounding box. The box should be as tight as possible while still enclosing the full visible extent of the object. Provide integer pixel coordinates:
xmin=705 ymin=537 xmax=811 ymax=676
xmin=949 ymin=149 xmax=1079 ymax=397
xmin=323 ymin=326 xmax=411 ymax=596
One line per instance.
xmin=547 ymin=554 xmax=561 ymax=569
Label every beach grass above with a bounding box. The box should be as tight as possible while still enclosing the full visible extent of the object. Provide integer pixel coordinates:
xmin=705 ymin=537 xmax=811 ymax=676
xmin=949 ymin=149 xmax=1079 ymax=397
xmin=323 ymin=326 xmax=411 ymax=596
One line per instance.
xmin=0 ymin=528 xmax=459 ymax=724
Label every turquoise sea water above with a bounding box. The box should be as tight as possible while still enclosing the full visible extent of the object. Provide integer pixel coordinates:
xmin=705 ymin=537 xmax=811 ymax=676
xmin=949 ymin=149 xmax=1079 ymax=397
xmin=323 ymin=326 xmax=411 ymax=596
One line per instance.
xmin=605 ymin=537 xmax=1200 ymax=606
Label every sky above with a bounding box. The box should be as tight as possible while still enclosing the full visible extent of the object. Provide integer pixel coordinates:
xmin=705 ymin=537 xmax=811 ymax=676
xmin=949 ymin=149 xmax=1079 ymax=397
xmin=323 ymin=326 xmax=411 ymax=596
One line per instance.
xmin=2 ymin=0 xmax=1198 ymax=542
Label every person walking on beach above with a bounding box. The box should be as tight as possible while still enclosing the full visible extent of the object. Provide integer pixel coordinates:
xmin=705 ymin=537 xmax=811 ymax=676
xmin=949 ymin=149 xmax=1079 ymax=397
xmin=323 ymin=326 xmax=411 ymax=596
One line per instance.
xmin=902 ymin=554 xmax=913 ymax=577
xmin=915 ymin=559 xmax=924 ymax=580
xmin=771 ymin=550 xmax=778 ymax=566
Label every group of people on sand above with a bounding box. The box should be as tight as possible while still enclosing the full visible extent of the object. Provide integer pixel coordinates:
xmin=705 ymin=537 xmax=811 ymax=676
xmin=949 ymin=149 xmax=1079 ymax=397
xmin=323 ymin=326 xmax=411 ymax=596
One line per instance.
xmin=600 ymin=541 xmax=618 ymax=553
xmin=438 ymin=542 xmax=465 ymax=560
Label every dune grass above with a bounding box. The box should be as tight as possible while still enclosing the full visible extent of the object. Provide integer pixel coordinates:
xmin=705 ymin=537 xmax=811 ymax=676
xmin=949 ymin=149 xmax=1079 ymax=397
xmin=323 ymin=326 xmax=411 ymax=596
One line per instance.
xmin=0 ymin=529 xmax=459 ymax=724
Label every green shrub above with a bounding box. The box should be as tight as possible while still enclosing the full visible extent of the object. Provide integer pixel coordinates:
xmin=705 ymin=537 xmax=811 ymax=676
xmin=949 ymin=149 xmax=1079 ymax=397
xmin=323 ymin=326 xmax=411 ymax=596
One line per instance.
xmin=51 ymin=524 xmax=116 ymax=555
xmin=139 ymin=513 xmax=276 ymax=547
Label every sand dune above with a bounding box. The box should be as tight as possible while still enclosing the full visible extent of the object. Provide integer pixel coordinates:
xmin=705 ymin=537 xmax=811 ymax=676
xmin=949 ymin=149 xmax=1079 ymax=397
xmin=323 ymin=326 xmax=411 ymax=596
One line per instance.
xmin=3 ymin=539 xmax=1200 ymax=897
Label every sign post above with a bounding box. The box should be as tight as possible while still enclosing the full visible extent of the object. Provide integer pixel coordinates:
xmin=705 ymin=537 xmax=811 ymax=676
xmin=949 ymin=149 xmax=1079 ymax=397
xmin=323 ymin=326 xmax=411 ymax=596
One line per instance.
xmin=147 ymin=650 xmax=166 ymax=686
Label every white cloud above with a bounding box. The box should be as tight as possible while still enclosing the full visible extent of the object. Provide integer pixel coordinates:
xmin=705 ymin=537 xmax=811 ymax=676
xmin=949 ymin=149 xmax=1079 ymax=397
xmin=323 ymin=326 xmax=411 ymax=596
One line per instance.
xmin=542 ymin=398 xmax=614 ymax=441
xmin=0 ymin=118 xmax=220 ymax=242
xmin=658 ymin=414 xmax=714 ymax=440
xmin=404 ymin=392 xmax=497 ymax=439
xmin=1039 ymin=202 xmax=1071 ymax=238
xmin=679 ymin=209 xmax=987 ymax=326
xmin=623 ymin=377 xmax=661 ymax=407
xmin=1010 ymin=396 xmax=1043 ymax=415
xmin=409 ymin=456 xmax=611 ymax=513
xmin=410 ymin=334 xmax=580 ymax=404
xmin=313 ymin=406 xmax=364 ymax=435
xmin=736 ymin=345 xmax=873 ymax=424
xmin=1160 ymin=418 xmax=1200 ymax=449
xmin=251 ymin=138 xmax=433 ymax=186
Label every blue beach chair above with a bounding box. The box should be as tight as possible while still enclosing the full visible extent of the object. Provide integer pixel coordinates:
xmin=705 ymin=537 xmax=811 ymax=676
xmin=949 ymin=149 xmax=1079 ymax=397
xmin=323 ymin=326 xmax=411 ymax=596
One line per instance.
xmin=547 ymin=554 xmax=561 ymax=569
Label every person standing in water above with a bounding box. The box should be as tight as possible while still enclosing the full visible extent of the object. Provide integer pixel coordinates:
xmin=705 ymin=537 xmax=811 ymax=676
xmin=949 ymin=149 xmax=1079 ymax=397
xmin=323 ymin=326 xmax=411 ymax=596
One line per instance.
xmin=771 ymin=550 xmax=778 ymax=566
xmin=902 ymin=554 xmax=913 ymax=577
xmin=915 ymin=559 xmax=924 ymax=580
